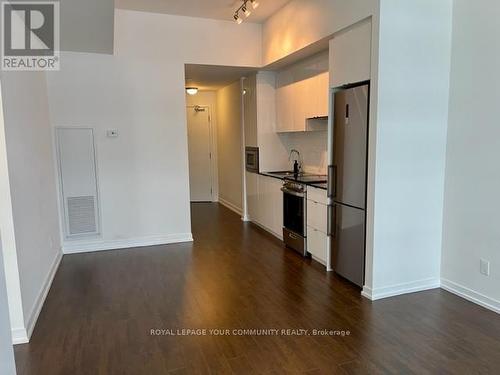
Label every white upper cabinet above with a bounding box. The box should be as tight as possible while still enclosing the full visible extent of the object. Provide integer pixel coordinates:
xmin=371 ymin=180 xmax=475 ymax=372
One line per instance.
xmin=315 ymin=72 xmax=330 ymax=118
xmin=276 ymin=74 xmax=329 ymax=133
xmin=275 ymin=51 xmax=329 ymax=133
xmin=275 ymin=81 xmax=294 ymax=132
xmin=329 ymin=20 xmax=372 ymax=88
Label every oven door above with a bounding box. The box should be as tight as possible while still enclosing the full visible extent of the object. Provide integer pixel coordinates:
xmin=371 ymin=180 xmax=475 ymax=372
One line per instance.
xmin=282 ymin=188 xmax=305 ymax=236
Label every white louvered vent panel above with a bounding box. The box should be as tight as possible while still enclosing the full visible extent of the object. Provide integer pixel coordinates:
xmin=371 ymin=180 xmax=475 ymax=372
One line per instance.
xmin=67 ymin=196 xmax=97 ymax=235
xmin=56 ymin=127 xmax=100 ymax=238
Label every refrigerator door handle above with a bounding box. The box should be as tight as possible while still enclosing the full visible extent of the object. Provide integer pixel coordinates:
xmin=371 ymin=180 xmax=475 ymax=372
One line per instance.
xmin=328 ymin=205 xmax=337 ymax=238
xmin=327 ymin=165 xmax=336 ymax=199
xmin=327 ymin=205 xmax=332 ymax=236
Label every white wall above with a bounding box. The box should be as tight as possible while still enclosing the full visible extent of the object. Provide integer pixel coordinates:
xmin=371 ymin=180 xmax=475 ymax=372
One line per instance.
xmin=114 ymin=10 xmax=261 ymax=65
xmin=0 ymin=80 xmax=24 ymax=341
xmin=441 ymin=0 xmax=500 ymax=312
xmin=0 ymin=239 xmax=16 ymax=375
xmin=280 ymin=131 xmax=328 ymax=174
xmin=262 ymin=0 xmax=378 ymax=65
xmin=216 ymin=81 xmax=243 ymax=212
xmin=0 ymin=72 xmax=62 ymax=342
xmin=366 ymin=0 xmax=452 ymax=299
xmin=46 ymin=10 xmax=261 ymax=252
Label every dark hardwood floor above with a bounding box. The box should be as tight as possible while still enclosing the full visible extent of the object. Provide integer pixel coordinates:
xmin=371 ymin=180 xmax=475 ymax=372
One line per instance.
xmin=14 ymin=203 xmax=500 ymax=374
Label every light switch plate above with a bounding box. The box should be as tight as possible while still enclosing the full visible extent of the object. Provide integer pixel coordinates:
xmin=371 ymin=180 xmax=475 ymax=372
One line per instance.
xmin=480 ymin=259 xmax=490 ymax=276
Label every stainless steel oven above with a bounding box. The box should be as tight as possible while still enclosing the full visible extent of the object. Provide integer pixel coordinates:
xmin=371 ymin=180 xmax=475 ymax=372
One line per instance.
xmin=245 ymin=147 xmax=259 ymax=173
xmin=281 ymin=180 xmax=307 ymax=256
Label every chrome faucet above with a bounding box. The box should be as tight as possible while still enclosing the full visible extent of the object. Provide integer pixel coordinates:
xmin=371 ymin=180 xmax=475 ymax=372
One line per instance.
xmin=289 ymin=149 xmax=301 ymax=175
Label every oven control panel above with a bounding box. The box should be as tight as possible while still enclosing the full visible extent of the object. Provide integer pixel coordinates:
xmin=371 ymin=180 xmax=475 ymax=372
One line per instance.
xmin=282 ymin=181 xmax=305 ymax=193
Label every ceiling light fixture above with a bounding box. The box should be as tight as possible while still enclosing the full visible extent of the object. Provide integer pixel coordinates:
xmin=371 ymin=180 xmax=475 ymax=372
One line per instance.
xmin=233 ymin=0 xmax=259 ymax=24
xmin=250 ymin=0 xmax=259 ymax=9
xmin=186 ymin=87 xmax=198 ymax=95
xmin=242 ymin=5 xmax=251 ymax=17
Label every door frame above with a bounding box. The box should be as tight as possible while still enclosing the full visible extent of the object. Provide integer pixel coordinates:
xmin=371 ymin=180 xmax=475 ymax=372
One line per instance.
xmin=186 ymin=105 xmax=218 ymax=202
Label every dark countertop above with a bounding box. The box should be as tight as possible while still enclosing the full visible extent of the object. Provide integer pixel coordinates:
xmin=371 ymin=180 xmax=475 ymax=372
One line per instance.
xmin=308 ymin=182 xmax=327 ymax=190
xmin=258 ymin=171 xmax=328 ymax=191
xmin=259 ymin=171 xmax=289 ymax=180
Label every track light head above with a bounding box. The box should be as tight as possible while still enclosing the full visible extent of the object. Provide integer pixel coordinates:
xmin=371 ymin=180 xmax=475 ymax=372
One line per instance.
xmin=233 ymin=0 xmax=257 ymax=22
xmin=234 ymin=13 xmax=243 ymax=24
xmin=242 ymin=5 xmax=251 ymax=17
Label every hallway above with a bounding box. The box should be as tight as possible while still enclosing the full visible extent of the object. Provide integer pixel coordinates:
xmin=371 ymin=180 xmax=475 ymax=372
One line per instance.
xmin=14 ymin=203 xmax=500 ymax=374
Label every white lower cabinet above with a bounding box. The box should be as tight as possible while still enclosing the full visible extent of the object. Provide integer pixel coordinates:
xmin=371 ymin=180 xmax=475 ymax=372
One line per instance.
xmin=307 ymin=199 xmax=328 ymax=233
xmin=307 ymin=226 xmax=328 ymax=264
xmin=246 ymin=171 xmax=259 ymax=221
xmin=306 ymin=186 xmax=328 ymax=265
xmin=247 ymin=174 xmax=283 ymax=239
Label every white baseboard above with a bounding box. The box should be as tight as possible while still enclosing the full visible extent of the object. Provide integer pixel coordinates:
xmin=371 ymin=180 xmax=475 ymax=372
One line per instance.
xmin=218 ymin=198 xmax=242 ymax=216
xmin=63 ymin=233 xmax=193 ymax=254
xmin=441 ymin=278 xmax=500 ymax=314
xmin=12 ymin=250 xmax=63 ymax=345
xmin=11 ymin=327 xmax=29 ymax=345
xmin=361 ymin=277 xmax=441 ymax=300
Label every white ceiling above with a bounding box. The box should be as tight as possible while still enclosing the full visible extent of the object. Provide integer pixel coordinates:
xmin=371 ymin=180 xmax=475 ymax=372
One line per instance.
xmin=185 ymin=64 xmax=258 ymax=90
xmin=115 ymin=0 xmax=291 ymax=23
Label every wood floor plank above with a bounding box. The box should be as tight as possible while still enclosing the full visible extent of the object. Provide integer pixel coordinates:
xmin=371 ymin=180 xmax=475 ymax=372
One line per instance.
xmin=13 ymin=203 xmax=500 ymax=374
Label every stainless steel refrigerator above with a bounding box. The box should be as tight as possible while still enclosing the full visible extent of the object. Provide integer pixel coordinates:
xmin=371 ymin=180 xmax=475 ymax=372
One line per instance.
xmin=328 ymin=81 xmax=369 ymax=287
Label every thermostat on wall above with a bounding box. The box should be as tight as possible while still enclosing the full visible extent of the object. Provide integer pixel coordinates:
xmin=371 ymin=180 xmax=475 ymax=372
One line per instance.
xmin=106 ymin=129 xmax=118 ymax=137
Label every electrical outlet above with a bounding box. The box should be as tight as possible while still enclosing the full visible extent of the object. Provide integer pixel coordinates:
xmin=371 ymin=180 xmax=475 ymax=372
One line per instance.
xmin=480 ymin=259 xmax=490 ymax=276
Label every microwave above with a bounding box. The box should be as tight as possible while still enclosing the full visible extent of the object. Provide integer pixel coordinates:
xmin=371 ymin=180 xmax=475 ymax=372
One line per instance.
xmin=245 ymin=147 xmax=259 ymax=173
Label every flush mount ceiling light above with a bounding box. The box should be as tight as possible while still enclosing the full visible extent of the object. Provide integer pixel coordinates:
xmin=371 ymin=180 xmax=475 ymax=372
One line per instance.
xmin=233 ymin=0 xmax=260 ymax=24
xmin=186 ymin=87 xmax=198 ymax=95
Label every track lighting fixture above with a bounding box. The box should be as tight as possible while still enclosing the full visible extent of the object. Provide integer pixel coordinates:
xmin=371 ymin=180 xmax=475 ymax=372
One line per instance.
xmin=233 ymin=0 xmax=259 ymax=24
xmin=242 ymin=5 xmax=251 ymax=17
xmin=233 ymin=13 xmax=243 ymax=24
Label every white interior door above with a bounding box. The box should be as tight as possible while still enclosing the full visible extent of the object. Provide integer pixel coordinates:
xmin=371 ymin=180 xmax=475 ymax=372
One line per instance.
xmin=186 ymin=106 xmax=213 ymax=202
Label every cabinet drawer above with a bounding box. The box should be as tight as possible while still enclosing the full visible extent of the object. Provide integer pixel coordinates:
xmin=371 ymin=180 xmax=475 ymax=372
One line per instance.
xmin=307 ymin=186 xmax=328 ymax=205
xmin=307 ymin=226 xmax=327 ymax=264
xmin=307 ymin=199 xmax=327 ymax=233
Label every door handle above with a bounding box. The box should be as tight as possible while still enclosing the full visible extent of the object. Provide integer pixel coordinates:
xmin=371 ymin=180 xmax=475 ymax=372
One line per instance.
xmin=327 ymin=205 xmax=332 ymax=236
xmin=328 ymin=165 xmax=337 ymax=198
xmin=327 ymin=166 xmax=333 ymax=198
xmin=331 ymin=205 xmax=337 ymax=238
